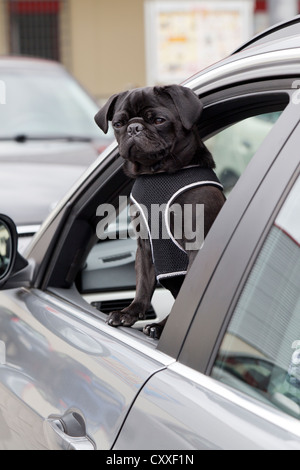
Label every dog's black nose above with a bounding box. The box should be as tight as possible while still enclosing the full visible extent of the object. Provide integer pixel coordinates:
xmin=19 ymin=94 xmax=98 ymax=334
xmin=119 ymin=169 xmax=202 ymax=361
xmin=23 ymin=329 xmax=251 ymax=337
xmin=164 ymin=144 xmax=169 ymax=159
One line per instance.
xmin=127 ymin=123 xmax=144 ymax=136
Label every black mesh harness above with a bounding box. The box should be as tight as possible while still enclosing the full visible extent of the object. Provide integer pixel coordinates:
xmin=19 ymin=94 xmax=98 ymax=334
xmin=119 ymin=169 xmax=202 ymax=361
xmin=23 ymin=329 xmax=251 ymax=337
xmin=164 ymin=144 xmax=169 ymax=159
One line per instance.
xmin=130 ymin=166 xmax=223 ymax=282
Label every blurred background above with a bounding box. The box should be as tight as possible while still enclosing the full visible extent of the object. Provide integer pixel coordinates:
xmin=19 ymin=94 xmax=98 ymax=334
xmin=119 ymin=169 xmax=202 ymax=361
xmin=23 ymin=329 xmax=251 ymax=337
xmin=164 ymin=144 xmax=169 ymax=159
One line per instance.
xmin=0 ymin=0 xmax=299 ymax=103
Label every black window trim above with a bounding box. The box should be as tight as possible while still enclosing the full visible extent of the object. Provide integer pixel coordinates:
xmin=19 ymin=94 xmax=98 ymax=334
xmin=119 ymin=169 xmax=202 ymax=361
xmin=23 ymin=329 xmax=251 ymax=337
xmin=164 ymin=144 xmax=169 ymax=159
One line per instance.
xmin=197 ymin=78 xmax=297 ymax=140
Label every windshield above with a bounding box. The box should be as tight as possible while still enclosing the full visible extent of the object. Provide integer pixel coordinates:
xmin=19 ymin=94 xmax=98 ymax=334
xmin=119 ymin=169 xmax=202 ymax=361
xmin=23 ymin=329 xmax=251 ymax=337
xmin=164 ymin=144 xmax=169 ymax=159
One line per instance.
xmin=0 ymin=68 xmax=111 ymax=140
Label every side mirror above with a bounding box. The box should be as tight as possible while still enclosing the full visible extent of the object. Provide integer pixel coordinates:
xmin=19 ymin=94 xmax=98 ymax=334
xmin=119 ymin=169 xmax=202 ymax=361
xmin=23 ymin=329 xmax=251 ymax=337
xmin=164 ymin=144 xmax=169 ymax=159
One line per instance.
xmin=0 ymin=214 xmax=30 ymax=289
xmin=0 ymin=214 xmax=17 ymax=287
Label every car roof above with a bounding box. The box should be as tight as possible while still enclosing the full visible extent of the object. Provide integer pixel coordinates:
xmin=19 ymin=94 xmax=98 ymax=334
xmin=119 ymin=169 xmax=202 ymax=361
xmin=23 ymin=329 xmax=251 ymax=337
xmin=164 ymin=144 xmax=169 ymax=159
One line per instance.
xmin=0 ymin=55 xmax=66 ymax=72
xmin=233 ymin=15 xmax=300 ymax=53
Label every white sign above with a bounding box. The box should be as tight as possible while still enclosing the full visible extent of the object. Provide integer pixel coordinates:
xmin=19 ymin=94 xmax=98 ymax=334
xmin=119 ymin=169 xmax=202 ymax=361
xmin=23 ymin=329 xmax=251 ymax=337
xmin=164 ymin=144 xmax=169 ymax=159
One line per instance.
xmin=145 ymin=0 xmax=254 ymax=85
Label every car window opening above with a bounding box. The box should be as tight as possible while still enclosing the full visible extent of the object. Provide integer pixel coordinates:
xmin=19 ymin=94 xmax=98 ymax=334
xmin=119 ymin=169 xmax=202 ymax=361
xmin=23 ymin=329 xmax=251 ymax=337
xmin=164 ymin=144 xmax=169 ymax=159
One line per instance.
xmin=77 ymin=102 xmax=290 ymax=337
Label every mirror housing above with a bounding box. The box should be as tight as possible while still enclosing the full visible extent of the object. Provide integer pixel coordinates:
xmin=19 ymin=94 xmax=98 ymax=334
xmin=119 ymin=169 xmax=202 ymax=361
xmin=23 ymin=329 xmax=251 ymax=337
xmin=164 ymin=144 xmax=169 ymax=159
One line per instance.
xmin=0 ymin=214 xmax=31 ymax=289
xmin=0 ymin=214 xmax=17 ymax=286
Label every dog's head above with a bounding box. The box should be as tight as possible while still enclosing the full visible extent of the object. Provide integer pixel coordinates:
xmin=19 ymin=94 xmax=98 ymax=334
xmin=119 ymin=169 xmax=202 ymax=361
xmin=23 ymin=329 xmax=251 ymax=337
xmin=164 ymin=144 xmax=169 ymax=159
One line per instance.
xmin=95 ymin=85 xmax=214 ymax=177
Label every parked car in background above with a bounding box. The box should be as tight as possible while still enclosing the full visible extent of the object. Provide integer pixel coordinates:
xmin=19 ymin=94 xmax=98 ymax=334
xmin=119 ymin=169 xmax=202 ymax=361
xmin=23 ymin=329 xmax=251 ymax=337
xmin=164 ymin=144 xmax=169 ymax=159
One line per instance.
xmin=0 ymin=17 xmax=300 ymax=450
xmin=0 ymin=57 xmax=114 ymax=251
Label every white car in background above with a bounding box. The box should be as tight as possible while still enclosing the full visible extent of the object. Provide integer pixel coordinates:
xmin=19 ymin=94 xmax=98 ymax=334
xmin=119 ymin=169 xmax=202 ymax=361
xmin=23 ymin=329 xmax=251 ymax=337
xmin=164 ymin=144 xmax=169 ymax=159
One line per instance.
xmin=0 ymin=57 xmax=114 ymax=250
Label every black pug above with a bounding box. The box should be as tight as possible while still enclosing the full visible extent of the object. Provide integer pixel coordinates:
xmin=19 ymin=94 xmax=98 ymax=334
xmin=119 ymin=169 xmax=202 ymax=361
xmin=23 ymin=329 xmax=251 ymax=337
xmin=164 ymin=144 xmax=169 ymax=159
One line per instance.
xmin=95 ymin=85 xmax=225 ymax=339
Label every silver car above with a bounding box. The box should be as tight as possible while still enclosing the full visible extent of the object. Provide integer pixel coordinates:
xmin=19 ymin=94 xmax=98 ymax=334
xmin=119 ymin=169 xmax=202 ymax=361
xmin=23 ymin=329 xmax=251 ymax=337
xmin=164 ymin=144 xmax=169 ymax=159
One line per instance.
xmin=0 ymin=57 xmax=114 ymax=249
xmin=0 ymin=17 xmax=300 ymax=450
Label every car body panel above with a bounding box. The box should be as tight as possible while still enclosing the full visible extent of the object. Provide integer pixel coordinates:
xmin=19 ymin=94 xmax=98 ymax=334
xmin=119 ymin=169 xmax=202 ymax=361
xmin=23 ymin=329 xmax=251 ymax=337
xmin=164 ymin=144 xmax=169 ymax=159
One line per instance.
xmin=114 ymin=364 xmax=300 ymax=450
xmin=0 ymin=287 xmax=173 ymax=450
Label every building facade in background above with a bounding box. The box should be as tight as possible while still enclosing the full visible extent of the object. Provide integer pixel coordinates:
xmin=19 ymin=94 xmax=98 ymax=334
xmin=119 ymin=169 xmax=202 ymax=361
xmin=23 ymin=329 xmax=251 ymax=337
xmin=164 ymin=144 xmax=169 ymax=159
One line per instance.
xmin=0 ymin=0 xmax=299 ymax=101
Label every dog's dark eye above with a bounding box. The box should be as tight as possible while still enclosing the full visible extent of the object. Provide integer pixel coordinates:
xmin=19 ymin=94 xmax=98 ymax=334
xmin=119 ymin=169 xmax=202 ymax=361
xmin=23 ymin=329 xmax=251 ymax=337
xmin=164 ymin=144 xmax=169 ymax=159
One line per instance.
xmin=154 ymin=118 xmax=166 ymax=125
xmin=113 ymin=121 xmax=124 ymax=129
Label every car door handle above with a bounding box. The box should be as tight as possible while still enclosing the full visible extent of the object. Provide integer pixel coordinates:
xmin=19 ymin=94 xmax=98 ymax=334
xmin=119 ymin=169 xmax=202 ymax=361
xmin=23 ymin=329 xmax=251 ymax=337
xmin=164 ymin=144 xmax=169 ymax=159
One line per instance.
xmin=44 ymin=411 xmax=96 ymax=450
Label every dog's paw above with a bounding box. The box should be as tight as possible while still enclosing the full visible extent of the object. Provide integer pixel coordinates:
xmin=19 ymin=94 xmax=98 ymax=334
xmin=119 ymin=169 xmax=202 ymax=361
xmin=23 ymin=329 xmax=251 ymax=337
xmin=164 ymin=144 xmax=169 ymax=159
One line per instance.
xmin=143 ymin=323 xmax=164 ymax=340
xmin=107 ymin=311 xmax=139 ymax=328
xmin=106 ymin=311 xmax=123 ymax=327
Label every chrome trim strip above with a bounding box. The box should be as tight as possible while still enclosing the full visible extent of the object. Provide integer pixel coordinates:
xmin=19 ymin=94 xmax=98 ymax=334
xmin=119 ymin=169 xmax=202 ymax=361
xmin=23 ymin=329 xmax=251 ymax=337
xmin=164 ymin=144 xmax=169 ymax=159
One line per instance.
xmin=186 ymin=49 xmax=300 ymax=93
xmin=169 ymin=362 xmax=300 ymax=438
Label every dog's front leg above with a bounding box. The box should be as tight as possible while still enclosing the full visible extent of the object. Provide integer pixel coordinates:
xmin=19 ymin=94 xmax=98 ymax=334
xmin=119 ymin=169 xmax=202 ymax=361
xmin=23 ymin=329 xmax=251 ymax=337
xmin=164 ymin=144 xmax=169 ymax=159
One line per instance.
xmin=107 ymin=236 xmax=156 ymax=328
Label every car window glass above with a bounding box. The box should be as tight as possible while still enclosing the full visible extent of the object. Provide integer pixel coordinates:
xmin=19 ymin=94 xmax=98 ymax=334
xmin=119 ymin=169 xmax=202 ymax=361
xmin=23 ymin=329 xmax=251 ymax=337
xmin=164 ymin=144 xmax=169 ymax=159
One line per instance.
xmin=0 ymin=70 xmax=113 ymax=141
xmin=206 ymin=112 xmax=282 ymax=195
xmin=212 ymin=176 xmax=300 ymax=419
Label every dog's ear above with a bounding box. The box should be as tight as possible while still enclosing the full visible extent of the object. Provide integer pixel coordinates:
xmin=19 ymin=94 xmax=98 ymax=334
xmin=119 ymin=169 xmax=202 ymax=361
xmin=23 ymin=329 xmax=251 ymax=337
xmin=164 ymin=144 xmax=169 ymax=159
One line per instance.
xmin=95 ymin=92 xmax=128 ymax=134
xmin=156 ymin=85 xmax=203 ymax=130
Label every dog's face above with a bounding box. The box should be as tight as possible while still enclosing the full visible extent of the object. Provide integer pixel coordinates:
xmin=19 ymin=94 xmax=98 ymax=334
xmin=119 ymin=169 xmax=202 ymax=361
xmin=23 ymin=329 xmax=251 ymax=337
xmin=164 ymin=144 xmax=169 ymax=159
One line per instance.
xmin=95 ymin=85 xmax=208 ymax=176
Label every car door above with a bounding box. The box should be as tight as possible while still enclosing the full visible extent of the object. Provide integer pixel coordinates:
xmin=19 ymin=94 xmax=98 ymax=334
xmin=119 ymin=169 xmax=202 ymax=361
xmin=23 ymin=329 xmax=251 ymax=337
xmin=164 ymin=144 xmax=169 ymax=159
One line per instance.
xmin=114 ymin=101 xmax=300 ymax=450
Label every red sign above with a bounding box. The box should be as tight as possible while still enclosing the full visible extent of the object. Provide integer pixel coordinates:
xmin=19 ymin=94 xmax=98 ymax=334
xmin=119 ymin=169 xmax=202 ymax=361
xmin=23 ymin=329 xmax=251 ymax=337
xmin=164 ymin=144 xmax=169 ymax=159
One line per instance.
xmin=255 ymin=0 xmax=300 ymax=13
xmin=255 ymin=0 xmax=266 ymax=12
xmin=9 ymin=1 xmax=60 ymax=14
